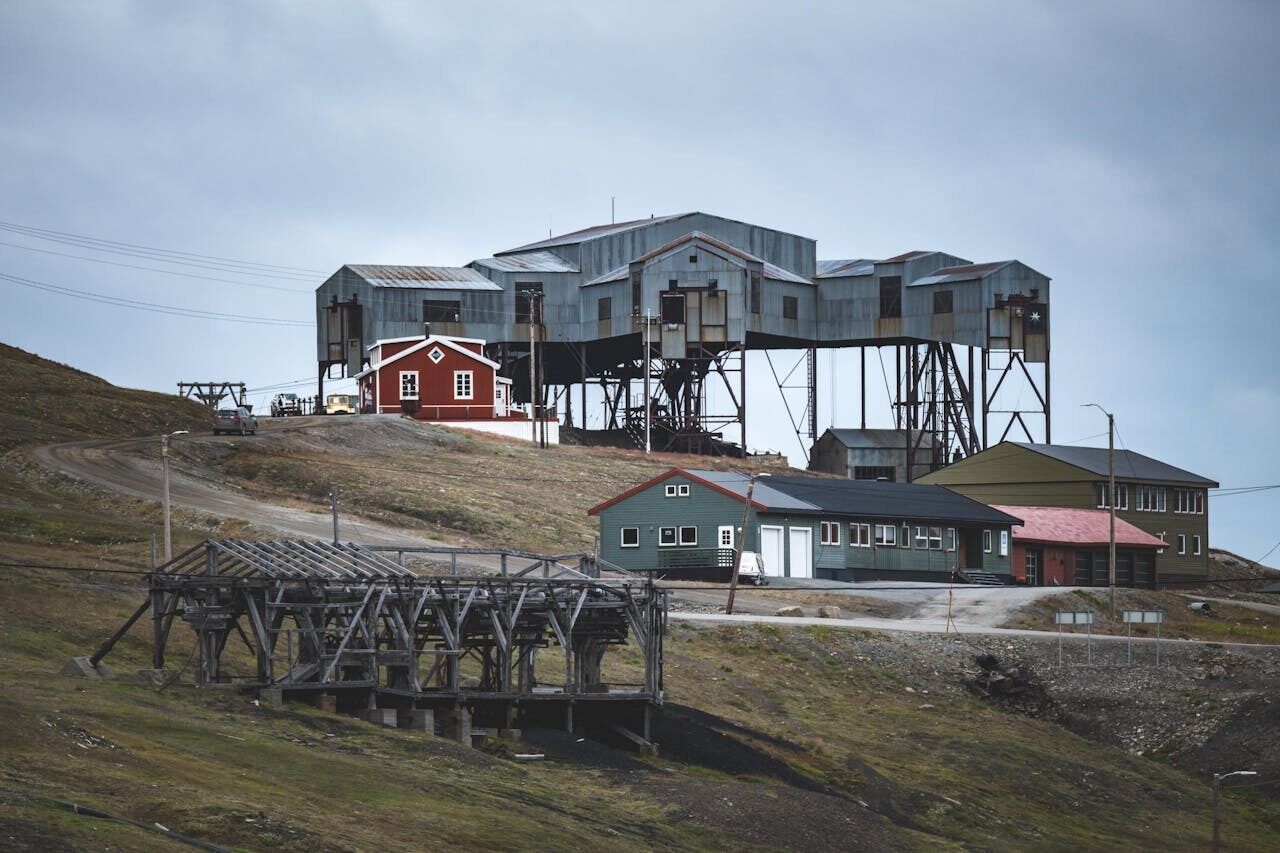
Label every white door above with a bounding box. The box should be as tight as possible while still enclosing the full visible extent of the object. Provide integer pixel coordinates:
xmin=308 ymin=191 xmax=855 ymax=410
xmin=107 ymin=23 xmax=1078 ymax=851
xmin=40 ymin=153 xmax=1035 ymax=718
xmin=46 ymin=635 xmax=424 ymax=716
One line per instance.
xmin=788 ymin=527 xmax=813 ymax=579
xmin=759 ymin=525 xmax=785 ymax=577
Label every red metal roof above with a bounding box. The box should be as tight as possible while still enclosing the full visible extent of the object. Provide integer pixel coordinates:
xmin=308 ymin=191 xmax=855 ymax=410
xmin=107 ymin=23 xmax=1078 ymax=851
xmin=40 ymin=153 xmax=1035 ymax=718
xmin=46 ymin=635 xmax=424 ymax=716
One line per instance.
xmin=991 ymin=505 xmax=1167 ymax=549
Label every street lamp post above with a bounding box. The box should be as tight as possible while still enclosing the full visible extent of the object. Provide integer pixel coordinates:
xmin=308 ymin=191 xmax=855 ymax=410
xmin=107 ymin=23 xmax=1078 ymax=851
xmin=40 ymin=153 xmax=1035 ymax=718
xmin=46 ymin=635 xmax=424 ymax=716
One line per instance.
xmin=726 ymin=473 xmax=759 ymax=616
xmin=161 ymin=430 xmax=189 ymax=563
xmin=1212 ymin=770 xmax=1257 ymax=852
xmin=1082 ymin=403 xmax=1116 ymax=615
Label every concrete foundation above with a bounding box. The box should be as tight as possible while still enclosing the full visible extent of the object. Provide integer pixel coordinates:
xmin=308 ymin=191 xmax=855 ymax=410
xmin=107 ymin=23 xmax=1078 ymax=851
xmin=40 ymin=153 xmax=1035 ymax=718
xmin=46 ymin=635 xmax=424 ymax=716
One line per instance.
xmin=134 ymin=668 xmax=170 ymax=687
xmin=364 ymin=708 xmax=398 ymax=727
xmin=440 ymin=708 xmax=472 ymax=745
xmin=317 ymin=693 xmax=338 ymax=713
xmin=400 ymin=708 xmax=435 ymax=733
xmin=61 ymin=656 xmax=113 ymax=679
xmin=258 ymin=687 xmax=284 ymax=708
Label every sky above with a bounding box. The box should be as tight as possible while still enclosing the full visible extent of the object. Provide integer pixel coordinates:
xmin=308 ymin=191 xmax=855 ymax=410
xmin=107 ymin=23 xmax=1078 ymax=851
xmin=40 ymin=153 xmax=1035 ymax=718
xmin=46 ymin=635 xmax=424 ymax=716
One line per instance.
xmin=1 ymin=1 xmax=1277 ymax=561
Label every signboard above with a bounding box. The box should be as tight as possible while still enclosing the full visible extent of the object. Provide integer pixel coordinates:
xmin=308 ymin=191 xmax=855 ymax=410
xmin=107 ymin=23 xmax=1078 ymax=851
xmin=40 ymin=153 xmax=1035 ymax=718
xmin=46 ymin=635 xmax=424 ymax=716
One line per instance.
xmin=1055 ymin=611 xmax=1094 ymax=625
xmin=1123 ymin=610 xmax=1164 ymax=624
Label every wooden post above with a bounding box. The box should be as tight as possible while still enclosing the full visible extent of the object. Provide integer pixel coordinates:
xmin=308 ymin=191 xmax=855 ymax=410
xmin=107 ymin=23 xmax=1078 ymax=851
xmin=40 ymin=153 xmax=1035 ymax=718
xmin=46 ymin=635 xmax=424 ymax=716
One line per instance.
xmin=726 ymin=474 xmax=757 ymax=615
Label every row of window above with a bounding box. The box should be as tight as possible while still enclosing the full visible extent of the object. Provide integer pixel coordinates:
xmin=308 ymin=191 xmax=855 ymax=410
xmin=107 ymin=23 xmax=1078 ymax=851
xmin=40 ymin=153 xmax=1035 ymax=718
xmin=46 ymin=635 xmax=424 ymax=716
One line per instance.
xmin=819 ymin=522 xmax=1010 ymax=556
xmin=1095 ymin=483 xmax=1205 ymax=514
xmin=619 ymin=523 xmax=1012 ymax=557
xmin=399 ymin=369 xmax=473 ymax=401
xmin=619 ymin=526 xmax=700 ymax=548
xmin=664 ymin=484 xmax=691 ymax=498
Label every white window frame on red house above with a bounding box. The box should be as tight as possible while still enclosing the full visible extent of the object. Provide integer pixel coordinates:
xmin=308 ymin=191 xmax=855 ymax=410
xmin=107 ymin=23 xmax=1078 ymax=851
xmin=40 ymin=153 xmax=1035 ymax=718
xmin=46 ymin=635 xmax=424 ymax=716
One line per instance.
xmin=454 ymin=370 xmax=473 ymax=400
xmin=399 ymin=371 xmax=419 ymax=401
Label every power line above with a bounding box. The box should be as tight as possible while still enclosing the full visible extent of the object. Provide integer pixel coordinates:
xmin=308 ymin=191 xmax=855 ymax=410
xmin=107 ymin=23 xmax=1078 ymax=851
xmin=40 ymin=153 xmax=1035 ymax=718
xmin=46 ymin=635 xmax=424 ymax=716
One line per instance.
xmin=0 ymin=239 xmax=312 ymax=293
xmin=0 ymin=220 xmax=324 ymax=277
xmin=0 ymin=270 xmax=312 ymax=327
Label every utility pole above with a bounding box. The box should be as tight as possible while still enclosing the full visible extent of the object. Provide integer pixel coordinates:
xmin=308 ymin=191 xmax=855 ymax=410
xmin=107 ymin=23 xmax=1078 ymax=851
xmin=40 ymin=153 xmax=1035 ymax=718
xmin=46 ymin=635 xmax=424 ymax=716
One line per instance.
xmin=726 ymin=474 xmax=757 ymax=615
xmin=1212 ymin=770 xmax=1257 ymax=852
xmin=161 ymin=430 xmax=188 ymax=563
xmin=1107 ymin=410 xmax=1116 ymax=615
xmin=528 ymin=292 xmax=539 ymax=446
xmin=330 ymin=486 xmax=340 ymax=545
xmin=1083 ymin=403 xmax=1116 ymax=615
xmin=643 ymin=311 xmax=653 ymax=454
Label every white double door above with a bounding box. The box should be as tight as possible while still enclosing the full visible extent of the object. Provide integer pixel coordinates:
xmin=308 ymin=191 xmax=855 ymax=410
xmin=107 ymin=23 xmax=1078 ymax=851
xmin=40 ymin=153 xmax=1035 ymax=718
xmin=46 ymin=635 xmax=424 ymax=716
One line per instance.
xmin=759 ymin=525 xmax=812 ymax=579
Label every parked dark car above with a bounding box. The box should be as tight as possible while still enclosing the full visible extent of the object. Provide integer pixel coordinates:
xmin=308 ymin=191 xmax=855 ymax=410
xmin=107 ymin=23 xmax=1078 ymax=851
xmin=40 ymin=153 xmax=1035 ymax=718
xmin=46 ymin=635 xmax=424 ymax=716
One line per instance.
xmin=213 ymin=406 xmax=258 ymax=435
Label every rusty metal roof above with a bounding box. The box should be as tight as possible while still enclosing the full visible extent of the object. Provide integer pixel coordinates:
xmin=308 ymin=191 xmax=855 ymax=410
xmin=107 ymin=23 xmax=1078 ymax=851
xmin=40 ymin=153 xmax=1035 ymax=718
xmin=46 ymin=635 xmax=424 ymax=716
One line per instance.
xmin=471 ymin=251 xmax=579 ymax=274
xmin=346 ymin=265 xmax=502 ymax=291
xmin=992 ymin=505 xmax=1167 ymax=549
xmin=880 ymin=250 xmax=934 ymax=264
xmin=823 ymin=428 xmax=934 ymax=449
xmin=911 ymin=261 xmax=1012 ymax=286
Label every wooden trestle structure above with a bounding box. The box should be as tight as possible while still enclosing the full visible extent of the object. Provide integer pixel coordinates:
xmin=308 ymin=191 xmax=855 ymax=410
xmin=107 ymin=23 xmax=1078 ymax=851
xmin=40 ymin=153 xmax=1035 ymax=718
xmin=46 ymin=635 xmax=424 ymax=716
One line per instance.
xmin=102 ymin=539 xmax=667 ymax=737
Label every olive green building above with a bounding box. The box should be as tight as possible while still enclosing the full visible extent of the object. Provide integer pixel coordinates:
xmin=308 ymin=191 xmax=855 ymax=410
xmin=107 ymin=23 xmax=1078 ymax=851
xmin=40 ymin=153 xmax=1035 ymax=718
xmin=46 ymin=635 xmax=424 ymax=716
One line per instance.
xmin=916 ymin=442 xmax=1217 ymax=585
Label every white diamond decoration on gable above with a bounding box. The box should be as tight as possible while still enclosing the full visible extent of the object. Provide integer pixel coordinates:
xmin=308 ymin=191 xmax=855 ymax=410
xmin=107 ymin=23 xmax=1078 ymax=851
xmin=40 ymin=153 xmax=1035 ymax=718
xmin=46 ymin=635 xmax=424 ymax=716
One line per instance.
xmin=428 ymin=347 xmax=445 ymax=364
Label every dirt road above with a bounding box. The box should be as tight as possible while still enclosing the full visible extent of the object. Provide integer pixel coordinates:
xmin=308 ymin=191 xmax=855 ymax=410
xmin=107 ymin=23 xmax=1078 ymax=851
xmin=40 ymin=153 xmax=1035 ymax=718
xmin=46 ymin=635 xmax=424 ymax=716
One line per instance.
xmin=31 ymin=435 xmax=445 ymax=548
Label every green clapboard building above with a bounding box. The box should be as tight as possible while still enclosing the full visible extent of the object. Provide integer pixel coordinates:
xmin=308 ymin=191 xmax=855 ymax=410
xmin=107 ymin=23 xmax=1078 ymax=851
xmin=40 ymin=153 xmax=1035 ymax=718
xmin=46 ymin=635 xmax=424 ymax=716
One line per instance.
xmin=589 ymin=468 xmax=1020 ymax=582
xmin=916 ymin=442 xmax=1217 ymax=586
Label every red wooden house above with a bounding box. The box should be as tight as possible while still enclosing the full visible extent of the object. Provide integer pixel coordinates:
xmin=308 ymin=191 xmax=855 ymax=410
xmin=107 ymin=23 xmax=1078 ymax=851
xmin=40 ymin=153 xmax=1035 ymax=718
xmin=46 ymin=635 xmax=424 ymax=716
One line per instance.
xmin=993 ymin=505 xmax=1168 ymax=588
xmin=355 ymin=334 xmax=513 ymax=420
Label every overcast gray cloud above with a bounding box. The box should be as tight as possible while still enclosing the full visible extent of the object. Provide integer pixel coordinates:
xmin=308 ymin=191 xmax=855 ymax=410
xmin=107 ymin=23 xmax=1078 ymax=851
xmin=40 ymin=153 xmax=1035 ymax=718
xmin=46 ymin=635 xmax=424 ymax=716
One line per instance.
xmin=1 ymin=0 xmax=1277 ymax=560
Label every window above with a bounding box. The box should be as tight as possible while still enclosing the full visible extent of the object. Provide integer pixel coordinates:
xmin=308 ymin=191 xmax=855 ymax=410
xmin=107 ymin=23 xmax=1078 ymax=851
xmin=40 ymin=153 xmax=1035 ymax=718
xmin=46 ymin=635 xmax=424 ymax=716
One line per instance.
xmin=999 ymin=530 xmax=1009 ymax=557
xmin=597 ymin=296 xmax=612 ymax=321
xmin=620 ymin=527 xmax=639 ymax=548
xmin=661 ymin=292 xmax=685 ymax=324
xmin=928 ymin=526 xmax=943 ymax=550
xmin=933 ymin=290 xmax=953 ymax=314
xmin=678 ymin=484 xmax=690 ymax=496
xmin=750 ymin=271 xmax=761 ymax=314
xmin=453 ymin=371 xmax=473 ymax=400
xmin=515 ymin=282 xmax=543 ymax=323
xmin=821 ymin=521 xmax=841 ymax=546
xmin=688 ymin=254 xmax=698 ymax=264
xmin=1174 ymin=488 xmax=1205 ymax=515
xmin=983 ymin=530 xmax=992 ymax=553
xmin=631 ymin=271 xmax=642 ymax=315
xmin=423 ymin=299 xmax=461 ymax=323
xmin=854 ymin=466 xmax=895 ymax=481
xmin=718 ymin=525 xmax=734 ymax=549
xmin=665 ymin=485 xmax=676 ymax=497
xmin=399 ymin=371 xmax=419 ymax=401
xmin=427 ymin=346 xmax=445 ymax=364
xmin=875 ymin=524 xmax=896 ymax=547
xmin=679 ymin=526 xmax=698 ymax=546
xmin=848 ymin=523 xmax=871 ymax=547
xmin=915 ymin=526 xmax=929 ymax=549
xmin=1136 ymin=485 xmax=1167 ymax=512
xmin=782 ymin=295 xmax=798 ymax=320
xmin=659 ymin=527 xmax=677 ymax=547
xmin=879 ymin=276 xmax=902 ymax=318
xmin=1193 ymin=534 xmax=1202 ymax=556
xmin=900 ymin=525 xmax=910 ymax=548
xmin=1176 ymin=533 xmax=1186 ymax=555
xmin=945 ymin=528 xmax=957 ymax=552
xmin=1096 ymin=483 xmax=1129 ymax=510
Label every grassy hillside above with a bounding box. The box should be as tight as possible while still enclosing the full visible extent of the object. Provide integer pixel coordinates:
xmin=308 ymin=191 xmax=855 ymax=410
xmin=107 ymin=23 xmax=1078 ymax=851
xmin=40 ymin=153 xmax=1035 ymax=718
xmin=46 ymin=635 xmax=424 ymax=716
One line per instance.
xmin=4 ymin=566 xmax=1277 ymax=850
xmin=170 ymin=417 xmax=795 ymax=554
xmin=0 ymin=342 xmax=210 ymax=452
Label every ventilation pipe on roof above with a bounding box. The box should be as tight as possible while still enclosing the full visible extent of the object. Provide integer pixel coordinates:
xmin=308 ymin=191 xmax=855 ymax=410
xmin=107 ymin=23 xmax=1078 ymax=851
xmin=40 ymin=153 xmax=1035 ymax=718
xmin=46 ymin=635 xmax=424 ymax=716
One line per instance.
xmin=423 ymin=322 xmax=431 ymax=340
